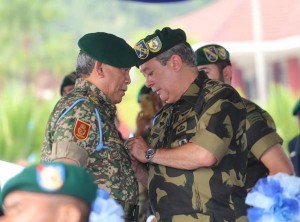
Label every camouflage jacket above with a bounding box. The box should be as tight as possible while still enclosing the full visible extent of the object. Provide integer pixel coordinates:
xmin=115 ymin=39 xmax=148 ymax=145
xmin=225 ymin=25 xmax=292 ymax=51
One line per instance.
xmin=148 ymin=73 xmax=248 ymax=222
xmin=40 ymin=79 xmax=138 ymax=204
xmin=243 ymin=98 xmax=283 ymax=190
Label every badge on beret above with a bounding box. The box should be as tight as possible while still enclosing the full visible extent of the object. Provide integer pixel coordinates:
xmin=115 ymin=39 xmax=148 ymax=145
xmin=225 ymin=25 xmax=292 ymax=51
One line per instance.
xmin=217 ymin=47 xmax=227 ymax=60
xmin=134 ymin=40 xmax=149 ymax=59
xmin=204 ymin=46 xmax=218 ymax=63
xmin=74 ymin=119 xmax=91 ymax=140
xmin=37 ymin=164 xmax=65 ymax=191
xmin=147 ymin=36 xmax=162 ymax=52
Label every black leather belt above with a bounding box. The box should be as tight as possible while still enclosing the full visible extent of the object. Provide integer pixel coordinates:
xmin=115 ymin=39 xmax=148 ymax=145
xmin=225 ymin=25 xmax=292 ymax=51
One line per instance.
xmin=116 ymin=200 xmax=139 ymax=222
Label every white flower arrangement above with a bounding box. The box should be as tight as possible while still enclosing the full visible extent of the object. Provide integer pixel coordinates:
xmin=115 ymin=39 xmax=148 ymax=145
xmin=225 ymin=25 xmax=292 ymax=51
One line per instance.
xmin=246 ymin=173 xmax=300 ymax=222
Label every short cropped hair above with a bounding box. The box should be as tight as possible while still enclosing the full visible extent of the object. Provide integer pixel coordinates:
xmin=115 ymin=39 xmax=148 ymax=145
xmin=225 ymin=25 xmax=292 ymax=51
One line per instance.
xmin=156 ymin=43 xmax=196 ymax=67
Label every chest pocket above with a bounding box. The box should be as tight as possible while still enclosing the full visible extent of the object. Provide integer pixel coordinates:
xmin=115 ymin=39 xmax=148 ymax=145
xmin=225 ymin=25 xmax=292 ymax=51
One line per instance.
xmin=55 ymin=98 xmax=108 ymax=151
xmin=171 ymin=108 xmax=198 ymax=147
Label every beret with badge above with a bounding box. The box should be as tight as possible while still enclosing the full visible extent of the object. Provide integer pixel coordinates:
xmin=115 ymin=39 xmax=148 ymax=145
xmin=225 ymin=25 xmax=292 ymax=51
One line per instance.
xmin=196 ymin=44 xmax=231 ymax=66
xmin=134 ymin=27 xmax=189 ymax=66
xmin=0 ymin=163 xmax=97 ymax=205
xmin=78 ymin=32 xmax=138 ymax=68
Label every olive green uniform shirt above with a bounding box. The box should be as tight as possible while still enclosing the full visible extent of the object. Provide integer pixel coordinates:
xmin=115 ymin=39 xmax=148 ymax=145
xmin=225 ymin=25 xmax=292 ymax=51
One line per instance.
xmin=148 ymin=74 xmax=248 ymax=222
xmin=40 ymin=79 xmax=138 ymax=204
xmin=243 ymin=98 xmax=283 ymax=190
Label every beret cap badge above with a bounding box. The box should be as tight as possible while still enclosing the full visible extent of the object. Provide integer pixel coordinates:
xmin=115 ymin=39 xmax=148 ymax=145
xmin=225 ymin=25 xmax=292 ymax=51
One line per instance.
xmin=37 ymin=164 xmax=65 ymax=191
xmin=204 ymin=46 xmax=218 ymax=63
xmin=147 ymin=36 xmax=162 ymax=52
xmin=134 ymin=40 xmax=149 ymax=59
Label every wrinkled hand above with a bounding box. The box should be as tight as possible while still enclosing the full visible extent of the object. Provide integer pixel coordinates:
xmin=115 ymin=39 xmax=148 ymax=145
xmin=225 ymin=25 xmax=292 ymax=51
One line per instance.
xmin=126 ymin=137 xmax=148 ymax=163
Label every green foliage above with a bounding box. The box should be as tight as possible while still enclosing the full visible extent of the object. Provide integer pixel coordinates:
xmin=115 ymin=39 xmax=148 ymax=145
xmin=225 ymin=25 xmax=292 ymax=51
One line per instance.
xmin=0 ymin=82 xmax=58 ymax=162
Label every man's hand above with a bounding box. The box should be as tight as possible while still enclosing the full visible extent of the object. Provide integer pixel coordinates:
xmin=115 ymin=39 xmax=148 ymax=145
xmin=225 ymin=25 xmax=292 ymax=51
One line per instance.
xmin=126 ymin=137 xmax=148 ymax=163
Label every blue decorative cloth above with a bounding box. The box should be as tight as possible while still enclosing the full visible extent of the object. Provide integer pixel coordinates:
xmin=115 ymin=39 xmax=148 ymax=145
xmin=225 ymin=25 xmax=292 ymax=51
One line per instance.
xmin=246 ymin=173 xmax=300 ymax=222
xmin=89 ymin=188 xmax=124 ymax=222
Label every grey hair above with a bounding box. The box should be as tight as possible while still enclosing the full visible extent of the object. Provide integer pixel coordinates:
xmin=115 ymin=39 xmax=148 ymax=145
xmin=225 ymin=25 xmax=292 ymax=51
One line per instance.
xmin=75 ymin=50 xmax=96 ymax=78
xmin=156 ymin=43 xmax=196 ymax=67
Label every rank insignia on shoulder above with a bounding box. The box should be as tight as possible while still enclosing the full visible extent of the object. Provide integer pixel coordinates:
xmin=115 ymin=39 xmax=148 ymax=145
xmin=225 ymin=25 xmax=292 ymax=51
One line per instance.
xmin=204 ymin=46 xmax=218 ymax=62
xmin=147 ymin=36 xmax=162 ymax=52
xmin=37 ymin=164 xmax=65 ymax=191
xmin=134 ymin=40 xmax=149 ymax=59
xmin=74 ymin=119 xmax=91 ymax=140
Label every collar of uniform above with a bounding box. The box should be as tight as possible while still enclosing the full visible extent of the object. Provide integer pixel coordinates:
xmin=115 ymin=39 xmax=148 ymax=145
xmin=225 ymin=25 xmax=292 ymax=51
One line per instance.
xmin=75 ymin=78 xmax=116 ymax=117
xmin=179 ymin=72 xmax=208 ymax=105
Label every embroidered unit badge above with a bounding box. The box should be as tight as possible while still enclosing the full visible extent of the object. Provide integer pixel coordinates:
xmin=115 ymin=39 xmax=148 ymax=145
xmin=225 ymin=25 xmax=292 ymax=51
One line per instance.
xmin=217 ymin=47 xmax=227 ymax=60
xmin=74 ymin=119 xmax=91 ymax=140
xmin=37 ymin=164 xmax=65 ymax=191
xmin=147 ymin=36 xmax=162 ymax=52
xmin=134 ymin=40 xmax=149 ymax=59
xmin=204 ymin=46 xmax=218 ymax=62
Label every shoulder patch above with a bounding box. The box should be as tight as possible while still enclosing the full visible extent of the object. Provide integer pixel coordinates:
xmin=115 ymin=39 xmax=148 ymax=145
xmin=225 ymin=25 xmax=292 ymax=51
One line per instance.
xmin=74 ymin=119 xmax=91 ymax=140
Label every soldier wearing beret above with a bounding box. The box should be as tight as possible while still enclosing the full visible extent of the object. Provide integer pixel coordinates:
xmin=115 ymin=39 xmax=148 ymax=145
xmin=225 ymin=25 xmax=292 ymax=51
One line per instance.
xmin=195 ymin=44 xmax=294 ymax=190
xmin=126 ymin=27 xmax=249 ymax=221
xmin=288 ymin=99 xmax=300 ymax=176
xmin=60 ymin=71 xmax=77 ymax=96
xmin=40 ymin=32 xmax=139 ymax=221
xmin=0 ymin=163 xmax=97 ymax=222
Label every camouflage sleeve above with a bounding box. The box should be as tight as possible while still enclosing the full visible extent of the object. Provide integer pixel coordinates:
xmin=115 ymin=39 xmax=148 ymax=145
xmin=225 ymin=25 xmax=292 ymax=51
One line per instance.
xmin=190 ymin=88 xmax=244 ymax=164
xmin=51 ymin=101 xmax=99 ymax=167
xmin=248 ymin=106 xmax=283 ymax=160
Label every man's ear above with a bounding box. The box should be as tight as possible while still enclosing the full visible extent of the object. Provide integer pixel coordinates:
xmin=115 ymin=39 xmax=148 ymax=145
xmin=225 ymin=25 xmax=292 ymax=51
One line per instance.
xmin=223 ymin=65 xmax=232 ymax=84
xmin=95 ymin=61 xmax=104 ymax=77
xmin=170 ymin=54 xmax=182 ymax=72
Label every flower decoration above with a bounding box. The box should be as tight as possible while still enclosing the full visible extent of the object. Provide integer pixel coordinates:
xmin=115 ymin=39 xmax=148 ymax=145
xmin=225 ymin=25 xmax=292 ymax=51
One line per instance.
xmin=89 ymin=188 xmax=124 ymax=222
xmin=246 ymin=173 xmax=300 ymax=222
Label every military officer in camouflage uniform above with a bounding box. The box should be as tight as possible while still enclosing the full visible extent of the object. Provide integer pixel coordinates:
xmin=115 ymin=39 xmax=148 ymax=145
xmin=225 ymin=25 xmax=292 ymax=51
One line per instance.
xmin=126 ymin=27 xmax=249 ymax=222
xmin=195 ymin=44 xmax=294 ymax=190
xmin=40 ymin=32 xmax=139 ymax=221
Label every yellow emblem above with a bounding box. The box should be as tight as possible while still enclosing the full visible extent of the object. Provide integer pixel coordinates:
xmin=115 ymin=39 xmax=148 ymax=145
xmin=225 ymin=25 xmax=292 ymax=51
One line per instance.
xmin=147 ymin=36 xmax=162 ymax=52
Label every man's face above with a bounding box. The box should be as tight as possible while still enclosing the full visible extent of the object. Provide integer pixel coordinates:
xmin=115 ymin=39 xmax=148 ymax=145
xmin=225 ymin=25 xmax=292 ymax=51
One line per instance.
xmin=140 ymin=58 xmax=176 ymax=104
xmin=102 ymin=64 xmax=131 ymax=104
xmin=197 ymin=64 xmax=224 ymax=82
xmin=1 ymin=191 xmax=58 ymax=222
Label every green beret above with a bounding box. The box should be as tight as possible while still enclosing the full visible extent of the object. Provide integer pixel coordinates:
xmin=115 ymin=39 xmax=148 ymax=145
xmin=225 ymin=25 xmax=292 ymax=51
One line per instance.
xmin=137 ymin=85 xmax=152 ymax=103
xmin=1 ymin=163 xmax=97 ymax=205
xmin=292 ymin=99 xmax=300 ymax=115
xmin=60 ymin=71 xmax=76 ymax=96
xmin=78 ymin=32 xmax=138 ymax=68
xmin=196 ymin=44 xmax=231 ymax=66
xmin=134 ymin=27 xmax=187 ymax=66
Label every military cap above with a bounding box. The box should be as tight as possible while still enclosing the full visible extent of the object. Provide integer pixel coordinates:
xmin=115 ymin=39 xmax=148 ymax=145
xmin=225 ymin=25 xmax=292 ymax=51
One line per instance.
xmin=196 ymin=44 xmax=231 ymax=66
xmin=60 ymin=71 xmax=76 ymax=96
xmin=292 ymin=99 xmax=300 ymax=115
xmin=134 ymin=27 xmax=188 ymax=66
xmin=78 ymin=32 xmax=138 ymax=68
xmin=1 ymin=163 xmax=97 ymax=205
xmin=137 ymin=85 xmax=152 ymax=103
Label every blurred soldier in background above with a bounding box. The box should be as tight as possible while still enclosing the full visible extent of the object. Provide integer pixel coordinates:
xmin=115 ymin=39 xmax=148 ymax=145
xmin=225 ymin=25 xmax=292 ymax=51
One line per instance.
xmin=60 ymin=71 xmax=76 ymax=96
xmin=196 ymin=44 xmax=294 ymax=190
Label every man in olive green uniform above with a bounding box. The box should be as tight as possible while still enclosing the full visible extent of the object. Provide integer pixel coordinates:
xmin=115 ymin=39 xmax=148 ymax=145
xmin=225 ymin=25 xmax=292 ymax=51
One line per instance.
xmin=40 ymin=32 xmax=139 ymax=221
xmin=127 ymin=27 xmax=248 ymax=222
xmin=196 ymin=44 xmax=294 ymax=190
